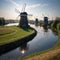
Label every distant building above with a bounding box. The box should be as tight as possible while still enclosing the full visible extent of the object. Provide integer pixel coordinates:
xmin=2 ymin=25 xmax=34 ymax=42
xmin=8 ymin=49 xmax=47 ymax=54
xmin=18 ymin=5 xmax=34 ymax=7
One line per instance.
xmin=35 ymin=18 xmax=38 ymax=26
xmin=44 ymin=17 xmax=48 ymax=26
xmin=19 ymin=12 xmax=29 ymax=28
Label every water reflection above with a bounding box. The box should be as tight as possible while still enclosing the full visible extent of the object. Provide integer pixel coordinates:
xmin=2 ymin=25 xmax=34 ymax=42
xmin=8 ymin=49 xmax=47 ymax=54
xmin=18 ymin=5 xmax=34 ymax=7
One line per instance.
xmin=20 ymin=43 xmax=29 ymax=54
xmin=51 ymin=29 xmax=58 ymax=36
xmin=35 ymin=24 xmax=39 ymax=27
xmin=43 ymin=26 xmax=48 ymax=32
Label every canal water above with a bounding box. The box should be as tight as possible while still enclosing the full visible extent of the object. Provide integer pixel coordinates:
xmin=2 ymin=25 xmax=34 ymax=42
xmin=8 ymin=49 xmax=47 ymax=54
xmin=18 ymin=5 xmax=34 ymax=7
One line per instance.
xmin=0 ymin=24 xmax=58 ymax=60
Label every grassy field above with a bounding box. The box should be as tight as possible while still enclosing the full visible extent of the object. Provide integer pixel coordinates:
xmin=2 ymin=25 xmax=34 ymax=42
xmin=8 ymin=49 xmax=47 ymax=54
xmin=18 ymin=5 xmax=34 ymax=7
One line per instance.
xmin=0 ymin=26 xmax=34 ymax=46
xmin=19 ymin=23 xmax=60 ymax=60
xmin=0 ymin=26 xmax=15 ymax=36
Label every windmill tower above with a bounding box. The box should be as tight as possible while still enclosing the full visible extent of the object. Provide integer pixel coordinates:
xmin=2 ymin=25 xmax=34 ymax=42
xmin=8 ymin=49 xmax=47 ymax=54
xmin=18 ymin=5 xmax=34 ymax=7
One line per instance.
xmin=15 ymin=4 xmax=32 ymax=29
xmin=35 ymin=18 xmax=38 ymax=26
xmin=41 ymin=14 xmax=49 ymax=26
xmin=44 ymin=17 xmax=48 ymax=26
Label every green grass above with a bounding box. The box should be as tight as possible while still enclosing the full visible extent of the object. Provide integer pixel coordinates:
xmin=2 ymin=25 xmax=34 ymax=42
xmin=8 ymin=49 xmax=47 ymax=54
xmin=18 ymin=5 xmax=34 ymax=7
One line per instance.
xmin=0 ymin=26 xmax=34 ymax=46
xmin=0 ymin=27 xmax=15 ymax=36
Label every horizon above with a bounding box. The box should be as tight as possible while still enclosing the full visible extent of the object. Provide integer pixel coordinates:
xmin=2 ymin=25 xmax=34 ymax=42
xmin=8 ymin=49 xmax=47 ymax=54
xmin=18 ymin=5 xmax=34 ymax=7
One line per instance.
xmin=0 ymin=0 xmax=60 ymax=20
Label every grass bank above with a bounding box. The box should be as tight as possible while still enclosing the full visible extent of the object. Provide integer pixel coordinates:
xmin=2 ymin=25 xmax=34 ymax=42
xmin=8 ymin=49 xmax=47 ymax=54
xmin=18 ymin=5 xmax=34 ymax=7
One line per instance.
xmin=0 ymin=26 xmax=34 ymax=46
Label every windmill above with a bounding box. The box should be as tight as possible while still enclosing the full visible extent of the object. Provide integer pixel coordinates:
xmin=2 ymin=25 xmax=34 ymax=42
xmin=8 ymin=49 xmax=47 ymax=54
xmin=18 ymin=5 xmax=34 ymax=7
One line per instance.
xmin=15 ymin=4 xmax=32 ymax=29
xmin=40 ymin=13 xmax=49 ymax=28
xmin=35 ymin=18 xmax=38 ymax=26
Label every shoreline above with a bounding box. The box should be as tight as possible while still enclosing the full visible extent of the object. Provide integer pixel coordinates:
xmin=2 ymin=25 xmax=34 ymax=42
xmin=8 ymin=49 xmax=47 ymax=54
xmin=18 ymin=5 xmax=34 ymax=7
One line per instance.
xmin=0 ymin=27 xmax=37 ymax=56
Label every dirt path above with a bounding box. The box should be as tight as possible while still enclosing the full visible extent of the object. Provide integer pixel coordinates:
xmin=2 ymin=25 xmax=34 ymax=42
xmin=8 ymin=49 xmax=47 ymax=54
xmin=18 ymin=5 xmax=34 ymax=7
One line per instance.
xmin=26 ymin=49 xmax=60 ymax=60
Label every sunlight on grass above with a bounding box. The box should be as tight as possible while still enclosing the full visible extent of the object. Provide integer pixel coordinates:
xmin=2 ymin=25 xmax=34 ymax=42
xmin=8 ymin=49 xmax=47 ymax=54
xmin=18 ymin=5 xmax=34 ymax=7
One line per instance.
xmin=0 ymin=26 xmax=34 ymax=46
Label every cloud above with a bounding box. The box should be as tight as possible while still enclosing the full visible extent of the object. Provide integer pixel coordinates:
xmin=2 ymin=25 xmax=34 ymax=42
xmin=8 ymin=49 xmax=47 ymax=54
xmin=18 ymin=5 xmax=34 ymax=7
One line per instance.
xmin=5 ymin=0 xmax=20 ymax=7
xmin=5 ymin=0 xmax=48 ymax=11
xmin=26 ymin=4 xmax=48 ymax=9
xmin=5 ymin=0 xmax=22 ymax=11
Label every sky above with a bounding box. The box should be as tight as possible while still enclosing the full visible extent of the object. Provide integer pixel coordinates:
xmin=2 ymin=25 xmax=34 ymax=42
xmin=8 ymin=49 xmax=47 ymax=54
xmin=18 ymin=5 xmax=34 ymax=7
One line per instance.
xmin=0 ymin=0 xmax=60 ymax=20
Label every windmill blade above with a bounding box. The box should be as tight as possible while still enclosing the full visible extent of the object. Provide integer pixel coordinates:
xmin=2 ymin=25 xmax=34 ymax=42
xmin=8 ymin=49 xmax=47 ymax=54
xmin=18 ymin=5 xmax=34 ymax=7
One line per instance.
xmin=15 ymin=8 xmax=20 ymax=14
xmin=16 ymin=15 xmax=20 ymax=20
xmin=22 ymin=3 xmax=26 ymax=12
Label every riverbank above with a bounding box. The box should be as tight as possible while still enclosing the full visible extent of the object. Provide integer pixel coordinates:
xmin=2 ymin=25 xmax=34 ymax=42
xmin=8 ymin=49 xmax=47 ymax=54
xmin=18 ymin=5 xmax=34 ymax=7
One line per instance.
xmin=19 ymin=23 xmax=60 ymax=60
xmin=0 ymin=26 xmax=34 ymax=46
xmin=0 ymin=26 xmax=37 ymax=55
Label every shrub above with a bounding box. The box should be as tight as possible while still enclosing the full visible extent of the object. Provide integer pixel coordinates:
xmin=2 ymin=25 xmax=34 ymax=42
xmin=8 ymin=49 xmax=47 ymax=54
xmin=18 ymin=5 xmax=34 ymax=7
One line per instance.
xmin=0 ymin=17 xmax=5 ymax=25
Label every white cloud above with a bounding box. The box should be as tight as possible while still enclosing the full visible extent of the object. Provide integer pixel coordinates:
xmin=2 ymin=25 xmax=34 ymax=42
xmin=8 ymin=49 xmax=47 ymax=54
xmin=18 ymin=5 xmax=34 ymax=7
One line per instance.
xmin=5 ymin=0 xmax=22 ymax=12
xmin=5 ymin=0 xmax=48 ymax=10
xmin=5 ymin=0 xmax=20 ymax=7
xmin=27 ymin=4 xmax=48 ymax=9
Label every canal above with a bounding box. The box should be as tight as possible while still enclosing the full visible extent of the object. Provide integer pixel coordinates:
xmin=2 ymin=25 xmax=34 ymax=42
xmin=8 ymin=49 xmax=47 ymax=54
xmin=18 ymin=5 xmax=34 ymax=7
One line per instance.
xmin=0 ymin=24 xmax=58 ymax=60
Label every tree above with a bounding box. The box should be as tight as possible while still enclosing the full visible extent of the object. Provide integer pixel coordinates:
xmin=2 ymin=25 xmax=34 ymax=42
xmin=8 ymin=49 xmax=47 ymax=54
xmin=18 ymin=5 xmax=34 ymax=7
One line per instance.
xmin=0 ymin=17 xmax=5 ymax=26
xmin=52 ymin=17 xmax=60 ymax=29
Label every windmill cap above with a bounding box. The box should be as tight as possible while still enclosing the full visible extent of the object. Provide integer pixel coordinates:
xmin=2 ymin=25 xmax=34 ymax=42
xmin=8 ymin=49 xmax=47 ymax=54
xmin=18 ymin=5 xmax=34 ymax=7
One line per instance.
xmin=20 ymin=12 xmax=28 ymax=15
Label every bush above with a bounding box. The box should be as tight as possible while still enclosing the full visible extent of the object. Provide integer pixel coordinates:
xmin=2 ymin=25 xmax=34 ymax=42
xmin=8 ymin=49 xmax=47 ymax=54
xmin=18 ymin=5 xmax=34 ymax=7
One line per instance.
xmin=51 ymin=17 xmax=60 ymax=30
xmin=57 ymin=23 xmax=60 ymax=31
xmin=0 ymin=17 xmax=5 ymax=25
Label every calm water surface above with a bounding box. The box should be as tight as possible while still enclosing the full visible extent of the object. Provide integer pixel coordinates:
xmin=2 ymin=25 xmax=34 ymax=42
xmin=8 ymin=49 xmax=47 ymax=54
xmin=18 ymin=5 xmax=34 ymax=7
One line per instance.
xmin=0 ymin=24 xmax=58 ymax=60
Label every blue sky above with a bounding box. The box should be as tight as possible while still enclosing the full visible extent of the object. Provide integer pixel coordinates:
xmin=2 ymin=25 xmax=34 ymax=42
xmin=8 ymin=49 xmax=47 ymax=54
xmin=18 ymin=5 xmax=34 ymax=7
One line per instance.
xmin=0 ymin=0 xmax=60 ymax=20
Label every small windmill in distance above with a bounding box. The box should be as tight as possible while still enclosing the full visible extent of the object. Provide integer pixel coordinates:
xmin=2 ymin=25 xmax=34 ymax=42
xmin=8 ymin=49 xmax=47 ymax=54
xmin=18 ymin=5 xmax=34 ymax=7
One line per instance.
xmin=15 ymin=4 xmax=32 ymax=29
